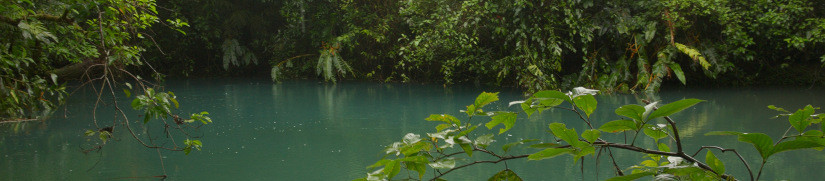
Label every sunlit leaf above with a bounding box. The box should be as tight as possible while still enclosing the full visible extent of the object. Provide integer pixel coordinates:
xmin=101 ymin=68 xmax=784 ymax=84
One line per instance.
xmin=737 ymin=133 xmax=774 ymax=159
xmin=771 ymin=140 xmax=822 ymax=157
xmin=648 ymin=99 xmax=704 ymax=120
xmin=528 ymin=148 xmax=570 ymax=161
xmin=84 ymin=130 xmax=95 ymax=136
xmin=643 ymin=126 xmax=668 ymax=141
xmin=428 ymin=158 xmax=456 ymax=169
xmin=548 ymin=123 xmax=581 ymax=147
xmin=426 ymin=114 xmax=460 ymax=125
xmin=789 ymin=105 xmax=815 ymax=133
xmin=599 ymin=120 xmax=637 ymax=133
xmin=475 ymin=134 xmax=495 ymax=148
xmin=615 ymin=104 xmax=645 ymax=122
xmin=474 ymin=92 xmax=499 ymax=109
xmin=573 ymin=95 xmax=597 ymax=118
xmin=486 ymin=112 xmax=517 ymax=134
xmin=532 ymin=90 xmax=570 ymax=102
xmin=705 ymin=151 xmax=725 ymax=174
xmin=582 ymin=129 xmax=600 ymax=143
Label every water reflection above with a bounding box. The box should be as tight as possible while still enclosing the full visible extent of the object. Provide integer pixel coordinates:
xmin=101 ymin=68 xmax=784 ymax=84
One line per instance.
xmin=1 ymin=79 xmax=824 ymax=180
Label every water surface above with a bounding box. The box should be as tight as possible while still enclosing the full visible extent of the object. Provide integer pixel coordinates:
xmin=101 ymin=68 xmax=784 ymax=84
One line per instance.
xmin=2 ymin=78 xmax=824 ymax=180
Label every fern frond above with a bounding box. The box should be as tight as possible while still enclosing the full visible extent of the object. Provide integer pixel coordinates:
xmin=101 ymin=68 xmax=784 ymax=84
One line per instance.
xmin=674 ymin=43 xmax=711 ymax=70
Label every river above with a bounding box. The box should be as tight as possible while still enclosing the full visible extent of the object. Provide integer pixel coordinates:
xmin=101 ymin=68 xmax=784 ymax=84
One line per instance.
xmin=2 ymin=78 xmax=824 ymax=180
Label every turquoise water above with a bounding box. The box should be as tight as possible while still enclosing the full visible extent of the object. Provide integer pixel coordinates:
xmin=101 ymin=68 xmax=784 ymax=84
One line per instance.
xmin=2 ymin=78 xmax=824 ymax=180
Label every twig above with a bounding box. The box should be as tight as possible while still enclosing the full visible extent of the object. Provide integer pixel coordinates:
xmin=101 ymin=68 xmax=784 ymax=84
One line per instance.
xmin=692 ymin=146 xmax=754 ymax=181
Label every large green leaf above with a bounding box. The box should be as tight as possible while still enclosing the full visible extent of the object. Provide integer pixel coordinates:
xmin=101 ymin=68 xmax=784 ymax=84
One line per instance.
xmin=474 ymin=92 xmax=499 ymax=108
xmin=615 ymin=104 xmax=645 ymax=122
xmin=426 ymin=114 xmax=461 ymax=125
xmin=668 ymin=63 xmax=687 ymax=85
xmin=705 ymin=151 xmax=725 ymax=174
xmin=429 ymin=158 xmax=456 ymax=169
xmin=737 ymin=133 xmax=774 ymax=159
xmin=605 ymin=171 xmax=655 ymax=181
xmin=548 ymin=123 xmax=581 ymax=147
xmin=475 ymin=134 xmax=495 ymax=148
xmin=528 ymin=148 xmax=571 ymax=161
xmin=643 ymin=126 xmax=668 ymax=141
xmin=486 ymin=112 xmax=517 ymax=134
xmin=573 ymin=95 xmax=597 ymax=118
xmin=599 ymin=120 xmax=637 ymax=133
xmin=648 ymin=99 xmax=704 ymax=120
xmin=789 ymin=105 xmax=815 ymax=133
xmin=385 ymin=160 xmax=401 ymax=179
xmin=771 ymin=140 xmax=822 ymax=157
xmin=532 ymin=90 xmax=570 ymax=102
xmin=488 ymin=169 xmax=523 ymax=181
xmin=582 ymin=129 xmax=601 ymax=143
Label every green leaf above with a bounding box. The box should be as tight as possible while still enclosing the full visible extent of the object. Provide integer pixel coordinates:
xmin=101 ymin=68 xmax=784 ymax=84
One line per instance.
xmin=170 ymin=97 xmax=180 ymax=108
xmin=605 ymin=171 xmax=655 ymax=181
xmin=123 ymin=89 xmax=131 ymax=98
xmin=406 ymin=161 xmax=427 ymax=179
xmin=520 ymin=98 xmax=536 ymax=117
xmin=428 ymin=158 xmax=456 ymax=169
xmin=426 ymin=114 xmax=460 ymax=125
xmin=84 ymin=130 xmax=95 ymax=136
xmin=705 ymin=151 xmax=725 ymax=174
xmin=615 ymin=104 xmax=645 ymax=122
xmin=475 ymin=134 xmax=495 ymax=148
xmin=674 ymin=43 xmax=710 ymax=70
xmin=648 ymin=99 xmax=704 ymax=120
xmin=143 ymin=115 xmax=151 ymax=124
xmin=573 ymin=95 xmax=597 ymax=118
xmin=50 ymin=73 xmax=58 ymax=85
xmin=124 ymin=82 xmax=132 ymax=89
xmin=599 ymin=120 xmax=637 ymax=133
xmin=789 ymin=105 xmax=815 ymax=133
xmin=488 ymin=169 xmax=523 ymax=181
xmin=528 ymin=148 xmax=571 ymax=161
xmin=658 ymin=142 xmax=671 ymax=152
xmin=582 ymin=129 xmax=600 ymax=143
xmin=737 ymin=133 xmax=774 ymax=159
xmin=131 ymin=98 xmax=142 ymax=110
xmin=771 ymin=140 xmax=822 ymax=157
xmin=668 ymin=63 xmax=686 ymax=85
xmin=548 ymin=123 xmax=581 ymax=147
xmin=474 ymin=92 xmax=499 ymax=109
xmin=385 ymin=160 xmax=401 ymax=179
xmin=767 ymin=105 xmax=789 ymax=113
xmin=643 ymin=126 xmax=668 ymax=141
xmin=486 ymin=112 xmax=517 ymax=134
xmin=532 ymin=90 xmax=570 ymax=103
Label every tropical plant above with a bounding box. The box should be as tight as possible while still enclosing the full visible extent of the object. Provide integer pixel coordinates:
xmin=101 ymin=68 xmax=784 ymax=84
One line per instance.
xmin=357 ymin=88 xmax=825 ymax=181
xmin=1 ymin=0 xmax=211 ymax=178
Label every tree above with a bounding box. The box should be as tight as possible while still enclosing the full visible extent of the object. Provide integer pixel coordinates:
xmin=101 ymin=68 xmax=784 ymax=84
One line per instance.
xmin=1 ymin=0 xmax=211 ymax=177
xmin=358 ymin=88 xmax=825 ymax=180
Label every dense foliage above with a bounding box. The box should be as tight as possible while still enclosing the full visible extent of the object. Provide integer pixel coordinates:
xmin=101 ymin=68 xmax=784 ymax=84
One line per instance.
xmin=357 ymin=89 xmax=825 ymax=181
xmin=146 ymin=0 xmax=825 ymax=92
xmin=1 ymin=0 xmax=211 ymax=177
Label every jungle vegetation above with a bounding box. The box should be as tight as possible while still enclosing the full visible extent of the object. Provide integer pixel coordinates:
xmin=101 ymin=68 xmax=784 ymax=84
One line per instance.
xmin=146 ymin=0 xmax=825 ymax=92
xmin=1 ymin=0 xmax=825 ymax=179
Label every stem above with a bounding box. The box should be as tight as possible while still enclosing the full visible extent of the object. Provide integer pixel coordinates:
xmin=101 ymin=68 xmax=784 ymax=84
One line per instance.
xmin=429 ymin=154 xmax=528 ymax=181
xmin=757 ymin=160 xmax=766 ymax=181
xmin=692 ymin=146 xmax=754 ymax=181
